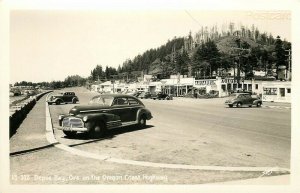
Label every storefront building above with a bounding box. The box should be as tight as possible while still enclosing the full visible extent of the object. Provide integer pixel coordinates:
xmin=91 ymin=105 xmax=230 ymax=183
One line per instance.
xmin=262 ymin=81 xmax=291 ymax=103
xmin=161 ymin=77 xmax=194 ymax=96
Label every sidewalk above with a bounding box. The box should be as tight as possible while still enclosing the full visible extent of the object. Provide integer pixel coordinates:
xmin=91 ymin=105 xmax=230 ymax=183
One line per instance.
xmin=10 ymin=95 xmax=50 ymax=155
xmin=215 ymin=174 xmax=290 ymax=185
xmin=263 ymin=102 xmax=291 ymax=109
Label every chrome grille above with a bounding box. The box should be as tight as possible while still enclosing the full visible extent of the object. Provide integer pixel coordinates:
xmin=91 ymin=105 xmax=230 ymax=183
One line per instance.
xmin=62 ymin=117 xmax=84 ymax=128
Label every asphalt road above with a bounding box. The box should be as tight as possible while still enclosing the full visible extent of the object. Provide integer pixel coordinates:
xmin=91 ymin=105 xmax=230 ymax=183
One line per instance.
xmin=10 ymin=87 xmax=291 ymax=184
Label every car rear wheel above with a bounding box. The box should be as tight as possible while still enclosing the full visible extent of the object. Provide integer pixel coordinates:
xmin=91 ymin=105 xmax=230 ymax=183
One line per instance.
xmin=236 ymin=102 xmax=242 ymax=108
xmin=63 ymin=130 xmax=77 ymax=138
xmin=256 ymin=102 xmax=262 ymax=107
xmin=72 ymin=98 xmax=77 ymax=104
xmin=138 ymin=115 xmax=147 ymax=128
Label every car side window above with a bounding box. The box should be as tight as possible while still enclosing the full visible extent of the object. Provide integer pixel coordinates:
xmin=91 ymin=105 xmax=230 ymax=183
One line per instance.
xmin=128 ymin=98 xmax=139 ymax=105
xmin=112 ymin=98 xmax=128 ymax=106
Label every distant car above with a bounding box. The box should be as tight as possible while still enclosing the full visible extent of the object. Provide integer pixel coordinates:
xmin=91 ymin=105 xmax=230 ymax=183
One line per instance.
xmin=152 ymin=93 xmax=173 ymax=100
xmin=225 ymin=93 xmax=262 ymax=108
xmin=47 ymin=91 xmax=79 ymax=105
xmin=132 ymin=91 xmax=143 ymax=97
xmin=138 ymin=91 xmax=152 ymax=99
xmin=57 ymin=94 xmax=152 ymax=137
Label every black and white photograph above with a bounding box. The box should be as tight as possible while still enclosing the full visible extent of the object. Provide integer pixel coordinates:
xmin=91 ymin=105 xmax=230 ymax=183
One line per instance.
xmin=1 ymin=0 xmax=300 ymax=192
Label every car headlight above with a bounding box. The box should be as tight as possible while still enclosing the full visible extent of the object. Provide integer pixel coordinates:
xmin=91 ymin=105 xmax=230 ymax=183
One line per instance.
xmin=58 ymin=115 xmax=64 ymax=120
xmin=83 ymin=116 xmax=88 ymax=122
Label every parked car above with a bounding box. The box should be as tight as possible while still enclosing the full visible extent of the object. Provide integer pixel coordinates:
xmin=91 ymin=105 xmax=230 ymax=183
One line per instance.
xmin=225 ymin=93 xmax=262 ymax=108
xmin=152 ymin=92 xmax=173 ymax=100
xmin=138 ymin=91 xmax=152 ymax=99
xmin=47 ymin=91 xmax=79 ymax=105
xmin=132 ymin=91 xmax=143 ymax=97
xmin=57 ymin=94 xmax=153 ymax=137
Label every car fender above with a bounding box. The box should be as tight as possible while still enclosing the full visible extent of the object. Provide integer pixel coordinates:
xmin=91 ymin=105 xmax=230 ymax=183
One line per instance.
xmin=53 ymin=97 xmax=64 ymax=103
xmin=230 ymin=100 xmax=237 ymax=105
xmin=72 ymin=97 xmax=79 ymax=102
xmin=136 ymin=108 xmax=152 ymax=120
xmin=253 ymin=99 xmax=262 ymax=105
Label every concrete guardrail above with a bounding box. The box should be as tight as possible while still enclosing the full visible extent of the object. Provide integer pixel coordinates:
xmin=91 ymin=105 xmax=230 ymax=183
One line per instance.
xmin=9 ymin=90 xmax=53 ymax=138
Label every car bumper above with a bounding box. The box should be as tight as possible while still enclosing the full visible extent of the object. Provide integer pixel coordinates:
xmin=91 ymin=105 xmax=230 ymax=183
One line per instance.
xmin=56 ymin=126 xmax=88 ymax=132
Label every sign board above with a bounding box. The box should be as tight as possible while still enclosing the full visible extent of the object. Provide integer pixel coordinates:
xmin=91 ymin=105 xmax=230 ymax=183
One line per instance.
xmin=194 ymin=79 xmax=216 ymax=86
xmin=221 ymin=79 xmax=238 ymax=84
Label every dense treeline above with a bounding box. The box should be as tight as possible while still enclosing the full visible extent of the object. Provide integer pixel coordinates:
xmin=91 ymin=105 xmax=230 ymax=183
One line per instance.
xmin=14 ymin=75 xmax=86 ymax=89
xmin=119 ymin=37 xmax=184 ymax=74
xmin=116 ymin=23 xmax=292 ymax=80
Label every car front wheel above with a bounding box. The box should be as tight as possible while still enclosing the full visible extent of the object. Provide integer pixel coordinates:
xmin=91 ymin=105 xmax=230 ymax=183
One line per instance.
xmin=56 ymin=100 xmax=61 ymax=105
xmin=236 ymin=102 xmax=242 ymax=108
xmin=256 ymin=102 xmax=262 ymax=107
xmin=228 ymin=104 xmax=233 ymax=108
xmin=91 ymin=122 xmax=106 ymax=138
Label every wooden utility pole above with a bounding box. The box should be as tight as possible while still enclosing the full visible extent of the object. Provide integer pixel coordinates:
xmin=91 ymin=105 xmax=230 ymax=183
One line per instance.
xmin=230 ymin=47 xmax=250 ymax=85
xmin=285 ymin=49 xmax=291 ymax=80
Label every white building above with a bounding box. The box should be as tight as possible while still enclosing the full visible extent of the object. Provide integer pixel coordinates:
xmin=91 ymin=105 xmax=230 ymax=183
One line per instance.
xmin=261 ymin=81 xmax=291 ymax=103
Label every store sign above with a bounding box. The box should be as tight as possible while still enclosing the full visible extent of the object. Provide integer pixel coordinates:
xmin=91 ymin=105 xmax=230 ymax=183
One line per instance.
xmin=194 ymin=79 xmax=216 ymax=86
xmin=221 ymin=79 xmax=237 ymax=84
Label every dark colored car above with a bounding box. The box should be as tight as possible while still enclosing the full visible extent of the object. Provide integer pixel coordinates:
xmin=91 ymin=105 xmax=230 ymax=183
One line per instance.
xmin=57 ymin=94 xmax=152 ymax=137
xmin=138 ymin=91 xmax=152 ymax=99
xmin=47 ymin=92 xmax=79 ymax=105
xmin=225 ymin=93 xmax=262 ymax=108
xmin=132 ymin=91 xmax=143 ymax=97
xmin=152 ymin=93 xmax=173 ymax=100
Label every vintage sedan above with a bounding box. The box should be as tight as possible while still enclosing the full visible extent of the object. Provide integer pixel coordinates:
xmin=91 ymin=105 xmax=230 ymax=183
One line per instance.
xmin=57 ymin=94 xmax=153 ymax=137
xmin=152 ymin=92 xmax=173 ymax=100
xmin=225 ymin=93 xmax=262 ymax=108
xmin=47 ymin=91 xmax=79 ymax=105
xmin=138 ymin=91 xmax=152 ymax=99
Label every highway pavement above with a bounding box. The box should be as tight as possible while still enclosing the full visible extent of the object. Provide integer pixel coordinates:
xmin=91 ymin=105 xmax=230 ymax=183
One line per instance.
xmin=10 ymin=87 xmax=291 ymax=184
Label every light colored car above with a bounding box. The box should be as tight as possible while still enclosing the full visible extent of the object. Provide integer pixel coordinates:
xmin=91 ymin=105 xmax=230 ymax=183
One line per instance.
xmin=225 ymin=93 xmax=262 ymax=108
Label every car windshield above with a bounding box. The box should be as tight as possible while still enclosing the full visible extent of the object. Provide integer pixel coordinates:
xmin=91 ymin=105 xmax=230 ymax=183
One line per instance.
xmin=229 ymin=93 xmax=238 ymax=98
xmin=89 ymin=96 xmax=114 ymax=106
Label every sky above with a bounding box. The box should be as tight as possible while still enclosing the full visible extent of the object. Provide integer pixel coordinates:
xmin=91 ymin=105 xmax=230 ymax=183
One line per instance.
xmin=10 ymin=10 xmax=291 ymax=83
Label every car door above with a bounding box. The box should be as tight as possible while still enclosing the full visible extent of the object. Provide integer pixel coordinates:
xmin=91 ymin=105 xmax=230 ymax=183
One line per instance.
xmin=237 ymin=94 xmax=246 ymax=105
xmin=127 ymin=97 xmax=141 ymax=121
xmin=63 ymin=92 xmax=71 ymax=102
xmin=67 ymin=92 xmax=74 ymax=102
xmin=111 ymin=97 xmax=131 ymax=122
xmin=244 ymin=94 xmax=252 ymax=105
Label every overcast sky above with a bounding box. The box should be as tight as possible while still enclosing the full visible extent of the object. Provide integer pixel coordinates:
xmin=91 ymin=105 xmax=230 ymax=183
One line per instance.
xmin=10 ymin=10 xmax=291 ymax=83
